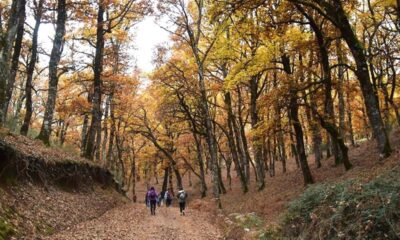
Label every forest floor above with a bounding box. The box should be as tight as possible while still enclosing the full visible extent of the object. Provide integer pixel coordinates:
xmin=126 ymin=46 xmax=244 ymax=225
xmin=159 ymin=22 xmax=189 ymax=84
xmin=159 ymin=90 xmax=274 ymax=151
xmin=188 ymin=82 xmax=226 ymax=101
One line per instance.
xmin=2 ymin=129 xmax=400 ymax=239
xmin=44 ymin=203 xmax=222 ymax=240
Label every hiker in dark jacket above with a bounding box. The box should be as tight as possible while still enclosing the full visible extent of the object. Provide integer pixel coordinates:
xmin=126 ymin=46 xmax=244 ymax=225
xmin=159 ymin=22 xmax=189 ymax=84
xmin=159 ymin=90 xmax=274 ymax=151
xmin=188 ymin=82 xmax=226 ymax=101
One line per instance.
xmin=158 ymin=191 xmax=164 ymax=207
xmin=164 ymin=189 xmax=172 ymax=207
xmin=176 ymin=189 xmax=187 ymax=215
xmin=146 ymin=187 xmax=158 ymax=215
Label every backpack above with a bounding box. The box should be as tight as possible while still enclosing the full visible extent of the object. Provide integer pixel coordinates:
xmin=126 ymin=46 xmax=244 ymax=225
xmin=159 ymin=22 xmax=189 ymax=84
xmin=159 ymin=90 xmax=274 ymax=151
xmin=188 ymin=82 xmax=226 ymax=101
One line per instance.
xmin=165 ymin=192 xmax=171 ymax=200
xmin=179 ymin=192 xmax=186 ymax=200
xmin=149 ymin=190 xmax=157 ymax=201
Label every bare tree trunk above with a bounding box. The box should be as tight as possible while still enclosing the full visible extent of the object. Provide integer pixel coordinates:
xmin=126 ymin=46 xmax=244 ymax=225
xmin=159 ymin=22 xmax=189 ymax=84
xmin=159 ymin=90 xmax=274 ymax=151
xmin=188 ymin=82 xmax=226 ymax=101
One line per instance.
xmin=216 ymin=155 xmax=226 ymax=194
xmin=224 ymin=92 xmax=247 ymax=193
xmin=102 ymin=95 xmax=110 ymax=165
xmin=11 ymin=80 xmax=25 ymax=132
xmin=283 ymin=53 xmax=314 ymax=185
xmin=161 ymin=167 xmax=169 ymax=194
xmin=107 ymin=92 xmax=115 ymax=168
xmin=37 ymin=0 xmax=67 ymax=145
xmin=290 ymin=92 xmax=314 ymax=185
xmin=168 ymin=166 xmax=174 ymax=196
xmin=4 ymin=0 xmax=26 ymax=121
xmin=80 ymin=113 xmax=89 ymax=155
xmin=337 ymin=40 xmax=346 ymax=137
xmin=0 ymin=0 xmax=21 ymax=125
xmin=237 ymin=86 xmax=252 ymax=182
xmin=331 ymin=1 xmax=391 ymax=157
xmin=193 ymin=134 xmax=207 ymax=197
xmin=250 ymin=75 xmax=265 ymax=190
xmin=84 ymin=0 xmax=104 ymax=160
xmin=20 ymin=0 xmax=44 ymax=135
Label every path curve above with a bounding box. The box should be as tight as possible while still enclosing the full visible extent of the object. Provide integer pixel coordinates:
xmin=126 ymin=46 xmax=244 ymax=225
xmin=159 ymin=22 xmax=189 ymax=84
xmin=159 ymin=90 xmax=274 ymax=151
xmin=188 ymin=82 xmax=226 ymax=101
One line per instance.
xmin=45 ymin=203 xmax=222 ymax=240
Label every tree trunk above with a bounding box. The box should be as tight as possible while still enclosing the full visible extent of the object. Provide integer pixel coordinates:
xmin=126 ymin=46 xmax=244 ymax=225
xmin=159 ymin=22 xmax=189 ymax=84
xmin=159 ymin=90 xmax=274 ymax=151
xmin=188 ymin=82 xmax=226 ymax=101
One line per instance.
xmin=161 ymin=167 xmax=169 ymax=194
xmin=196 ymin=58 xmax=221 ymax=208
xmin=337 ymin=40 xmax=346 ymax=137
xmin=250 ymin=75 xmax=265 ymax=190
xmin=331 ymin=1 xmax=391 ymax=157
xmin=310 ymin=106 xmax=353 ymax=171
xmin=37 ymin=0 xmax=67 ymax=145
xmin=217 ymin=156 xmax=226 ymax=194
xmin=305 ymin=92 xmax=323 ymax=168
xmin=0 ymin=0 xmax=21 ymax=125
xmin=290 ymin=92 xmax=314 ymax=185
xmin=296 ymin=6 xmax=341 ymax=165
xmin=193 ymin=134 xmax=207 ymax=197
xmin=20 ymin=0 xmax=44 ymax=135
xmin=80 ymin=113 xmax=89 ymax=155
xmin=131 ymin=151 xmax=137 ymax=202
xmin=4 ymin=0 xmax=26 ymax=121
xmin=107 ymin=92 xmax=116 ymax=168
xmin=224 ymin=92 xmax=247 ymax=193
xmin=102 ymin=95 xmax=110 ymax=165
xmin=11 ymin=80 xmax=25 ymax=132
xmin=237 ymin=86 xmax=252 ymax=182
xmin=168 ymin=166 xmax=174 ymax=196
xmin=84 ymin=0 xmax=104 ymax=160
xmin=283 ymin=53 xmax=314 ymax=185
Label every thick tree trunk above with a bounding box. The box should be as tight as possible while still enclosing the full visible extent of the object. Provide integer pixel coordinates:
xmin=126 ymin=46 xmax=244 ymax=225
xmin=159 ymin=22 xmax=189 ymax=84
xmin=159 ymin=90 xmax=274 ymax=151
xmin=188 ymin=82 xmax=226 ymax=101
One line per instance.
xmin=37 ymin=0 xmax=67 ymax=145
xmin=84 ymin=0 xmax=104 ymax=160
xmin=4 ymin=0 xmax=26 ymax=121
xmin=0 ymin=0 xmax=21 ymax=125
xmin=20 ymin=0 xmax=44 ymax=135
xmin=331 ymin=1 xmax=391 ymax=157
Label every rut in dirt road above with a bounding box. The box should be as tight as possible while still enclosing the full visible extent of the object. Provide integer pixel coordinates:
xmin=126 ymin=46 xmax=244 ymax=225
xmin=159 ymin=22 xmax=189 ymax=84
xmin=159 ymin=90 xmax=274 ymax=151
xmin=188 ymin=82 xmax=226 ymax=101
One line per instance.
xmin=45 ymin=203 xmax=223 ymax=240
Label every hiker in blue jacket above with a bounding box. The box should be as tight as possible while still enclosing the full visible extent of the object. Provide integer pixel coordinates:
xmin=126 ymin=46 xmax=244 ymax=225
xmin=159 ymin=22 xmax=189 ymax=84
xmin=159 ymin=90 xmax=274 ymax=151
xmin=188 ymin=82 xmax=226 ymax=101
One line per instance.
xmin=146 ymin=187 xmax=158 ymax=215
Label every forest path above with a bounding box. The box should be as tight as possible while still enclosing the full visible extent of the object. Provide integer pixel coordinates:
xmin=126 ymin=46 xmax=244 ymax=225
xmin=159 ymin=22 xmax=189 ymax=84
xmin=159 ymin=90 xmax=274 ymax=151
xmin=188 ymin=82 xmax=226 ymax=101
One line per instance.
xmin=45 ymin=203 xmax=222 ymax=240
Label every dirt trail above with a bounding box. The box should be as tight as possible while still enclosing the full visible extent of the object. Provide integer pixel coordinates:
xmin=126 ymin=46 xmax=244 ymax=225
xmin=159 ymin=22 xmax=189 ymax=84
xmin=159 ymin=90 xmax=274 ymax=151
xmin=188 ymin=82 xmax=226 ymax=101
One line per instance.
xmin=45 ymin=203 xmax=222 ymax=240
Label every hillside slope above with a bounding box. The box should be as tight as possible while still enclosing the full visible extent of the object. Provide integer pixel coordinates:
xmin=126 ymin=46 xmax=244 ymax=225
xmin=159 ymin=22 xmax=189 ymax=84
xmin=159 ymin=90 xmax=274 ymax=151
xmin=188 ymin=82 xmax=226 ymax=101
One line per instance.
xmin=0 ymin=130 xmax=127 ymax=239
xmin=214 ymin=132 xmax=400 ymax=239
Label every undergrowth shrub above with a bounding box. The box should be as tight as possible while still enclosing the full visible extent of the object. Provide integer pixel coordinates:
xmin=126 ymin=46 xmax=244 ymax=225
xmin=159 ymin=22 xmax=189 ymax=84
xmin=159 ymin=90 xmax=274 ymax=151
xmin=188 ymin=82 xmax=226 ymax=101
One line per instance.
xmin=278 ymin=167 xmax=400 ymax=239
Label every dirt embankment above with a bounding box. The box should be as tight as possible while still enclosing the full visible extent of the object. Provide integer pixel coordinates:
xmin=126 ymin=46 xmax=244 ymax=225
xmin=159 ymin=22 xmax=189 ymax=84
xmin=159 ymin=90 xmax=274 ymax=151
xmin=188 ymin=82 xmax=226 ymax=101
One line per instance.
xmin=0 ymin=130 xmax=127 ymax=239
